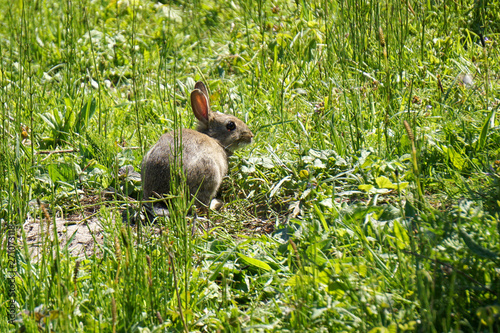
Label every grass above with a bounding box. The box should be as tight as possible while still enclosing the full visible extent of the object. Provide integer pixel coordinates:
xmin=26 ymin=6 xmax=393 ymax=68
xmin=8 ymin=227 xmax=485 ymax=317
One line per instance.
xmin=1 ymin=0 xmax=500 ymax=331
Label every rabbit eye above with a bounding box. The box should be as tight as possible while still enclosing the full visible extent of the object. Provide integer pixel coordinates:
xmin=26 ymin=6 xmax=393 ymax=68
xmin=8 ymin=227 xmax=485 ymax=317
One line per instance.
xmin=226 ymin=121 xmax=236 ymax=131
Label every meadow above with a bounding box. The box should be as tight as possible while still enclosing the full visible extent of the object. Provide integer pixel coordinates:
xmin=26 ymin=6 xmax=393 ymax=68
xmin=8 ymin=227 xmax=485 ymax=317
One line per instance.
xmin=1 ymin=0 xmax=499 ymax=331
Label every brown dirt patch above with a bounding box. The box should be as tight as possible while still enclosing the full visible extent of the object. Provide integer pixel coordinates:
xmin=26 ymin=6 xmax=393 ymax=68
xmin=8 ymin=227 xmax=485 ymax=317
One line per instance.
xmin=24 ymin=214 xmax=104 ymax=259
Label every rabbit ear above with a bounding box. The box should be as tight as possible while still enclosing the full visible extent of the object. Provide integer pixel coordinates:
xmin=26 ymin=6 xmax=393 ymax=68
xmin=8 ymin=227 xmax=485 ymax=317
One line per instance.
xmin=194 ymin=81 xmax=209 ymax=98
xmin=191 ymin=89 xmax=210 ymax=125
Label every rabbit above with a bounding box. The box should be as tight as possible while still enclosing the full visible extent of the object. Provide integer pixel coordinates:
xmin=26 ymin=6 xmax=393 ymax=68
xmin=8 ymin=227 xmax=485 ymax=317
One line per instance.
xmin=141 ymin=81 xmax=253 ymax=215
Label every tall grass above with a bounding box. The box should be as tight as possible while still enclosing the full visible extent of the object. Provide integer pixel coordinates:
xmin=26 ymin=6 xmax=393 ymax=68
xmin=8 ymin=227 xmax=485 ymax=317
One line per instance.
xmin=1 ymin=0 xmax=499 ymax=331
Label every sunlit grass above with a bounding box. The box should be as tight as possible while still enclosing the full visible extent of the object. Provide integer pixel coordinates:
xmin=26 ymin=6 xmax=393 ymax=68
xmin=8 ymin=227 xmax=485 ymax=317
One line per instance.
xmin=1 ymin=0 xmax=499 ymax=332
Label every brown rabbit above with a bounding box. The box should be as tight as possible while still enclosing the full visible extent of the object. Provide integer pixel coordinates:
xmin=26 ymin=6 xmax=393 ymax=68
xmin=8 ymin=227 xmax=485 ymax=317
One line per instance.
xmin=141 ymin=81 xmax=253 ymax=214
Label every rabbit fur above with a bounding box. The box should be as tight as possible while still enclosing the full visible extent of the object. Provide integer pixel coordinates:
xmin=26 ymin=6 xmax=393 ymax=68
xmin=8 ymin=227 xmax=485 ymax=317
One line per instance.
xmin=141 ymin=81 xmax=253 ymax=213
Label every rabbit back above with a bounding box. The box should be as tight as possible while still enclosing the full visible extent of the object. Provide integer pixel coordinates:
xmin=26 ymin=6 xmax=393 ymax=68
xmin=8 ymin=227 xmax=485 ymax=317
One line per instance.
xmin=141 ymin=128 xmax=228 ymax=208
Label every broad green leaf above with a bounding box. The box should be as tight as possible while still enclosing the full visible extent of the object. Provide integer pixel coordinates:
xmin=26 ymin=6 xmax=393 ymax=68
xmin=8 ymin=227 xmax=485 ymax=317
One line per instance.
xmin=359 ymin=184 xmax=374 ymax=192
xmin=477 ymin=106 xmax=497 ymax=151
xmin=306 ymin=38 xmax=317 ymax=61
xmin=394 ymin=220 xmax=409 ymax=249
xmin=64 ymin=97 xmax=72 ymax=108
xmin=405 ymin=201 xmax=416 ymax=218
xmin=248 ymin=156 xmax=274 ymax=169
xmin=447 ymin=146 xmax=466 ymax=171
xmin=63 ymin=102 xmax=76 ymax=133
xmin=376 ymin=176 xmax=396 ymax=189
xmin=319 ymin=198 xmax=334 ymax=209
xmin=357 ymin=264 xmax=367 ymax=278
xmin=377 ymin=204 xmax=401 ymax=221
xmin=40 ymin=113 xmax=57 ymax=130
xmin=209 ymin=252 xmax=232 ymax=281
xmin=306 ymin=245 xmax=327 ymax=266
xmin=76 ymin=97 xmax=97 ymax=133
xmin=344 ymin=205 xmax=381 ymax=221
xmin=396 ymin=182 xmax=409 ymax=190
xmin=236 ymin=253 xmax=271 ymax=271
xmin=318 ymin=270 xmax=331 ymax=285
xmin=53 ymin=109 xmax=63 ymax=130
xmin=47 ymin=163 xmax=76 ymax=183
xmin=313 ymin=204 xmax=329 ymax=232
xmin=285 ymin=273 xmax=313 ymax=286
xmin=459 ymin=229 xmax=499 ymax=259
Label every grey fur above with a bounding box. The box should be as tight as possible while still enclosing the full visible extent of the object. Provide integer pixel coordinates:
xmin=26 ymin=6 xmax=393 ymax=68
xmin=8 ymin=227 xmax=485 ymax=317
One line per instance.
xmin=141 ymin=81 xmax=253 ymax=210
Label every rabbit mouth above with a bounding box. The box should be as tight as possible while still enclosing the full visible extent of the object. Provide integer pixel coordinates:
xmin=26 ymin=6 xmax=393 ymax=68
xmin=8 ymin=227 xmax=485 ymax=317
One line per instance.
xmin=238 ymin=133 xmax=253 ymax=146
xmin=224 ymin=135 xmax=252 ymax=152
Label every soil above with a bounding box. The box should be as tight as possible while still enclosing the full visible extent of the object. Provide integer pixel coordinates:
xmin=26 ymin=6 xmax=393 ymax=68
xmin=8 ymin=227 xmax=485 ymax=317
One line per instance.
xmin=24 ymin=213 xmax=104 ymax=259
xmin=21 ymin=186 xmax=276 ymax=259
